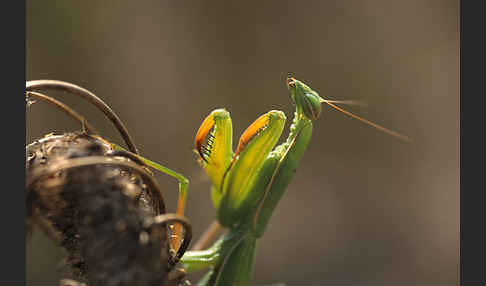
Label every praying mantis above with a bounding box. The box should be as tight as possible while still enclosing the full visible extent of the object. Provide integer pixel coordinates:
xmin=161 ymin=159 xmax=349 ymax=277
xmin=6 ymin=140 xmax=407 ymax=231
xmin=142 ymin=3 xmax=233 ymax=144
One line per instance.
xmin=178 ymin=77 xmax=411 ymax=285
xmin=113 ymin=76 xmax=411 ymax=285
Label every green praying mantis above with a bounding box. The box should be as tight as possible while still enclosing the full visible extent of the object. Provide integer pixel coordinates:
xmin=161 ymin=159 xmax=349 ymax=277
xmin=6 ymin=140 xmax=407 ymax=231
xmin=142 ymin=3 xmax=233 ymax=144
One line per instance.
xmin=113 ymin=77 xmax=411 ymax=286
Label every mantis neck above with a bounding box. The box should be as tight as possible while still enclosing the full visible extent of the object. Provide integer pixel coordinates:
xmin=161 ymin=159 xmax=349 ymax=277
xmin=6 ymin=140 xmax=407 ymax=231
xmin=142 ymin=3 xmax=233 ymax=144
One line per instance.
xmin=277 ymin=107 xmax=312 ymax=155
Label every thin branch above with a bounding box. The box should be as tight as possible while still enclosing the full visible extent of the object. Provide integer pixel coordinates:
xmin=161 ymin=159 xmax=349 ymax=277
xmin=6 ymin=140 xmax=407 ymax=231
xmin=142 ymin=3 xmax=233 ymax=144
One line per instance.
xmin=192 ymin=220 xmax=223 ymax=251
xmin=26 ymin=80 xmax=139 ymax=154
xmin=26 ymin=91 xmax=96 ymax=133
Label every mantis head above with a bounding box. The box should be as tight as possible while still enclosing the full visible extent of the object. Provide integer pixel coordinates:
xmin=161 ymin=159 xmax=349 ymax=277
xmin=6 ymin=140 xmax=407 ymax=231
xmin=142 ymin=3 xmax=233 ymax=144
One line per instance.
xmin=286 ymin=76 xmax=413 ymax=143
xmin=286 ymin=77 xmax=324 ymax=121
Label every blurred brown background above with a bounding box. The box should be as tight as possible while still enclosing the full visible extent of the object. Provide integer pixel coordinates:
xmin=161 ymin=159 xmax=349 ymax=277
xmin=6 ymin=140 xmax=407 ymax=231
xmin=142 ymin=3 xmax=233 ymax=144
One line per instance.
xmin=26 ymin=1 xmax=459 ymax=285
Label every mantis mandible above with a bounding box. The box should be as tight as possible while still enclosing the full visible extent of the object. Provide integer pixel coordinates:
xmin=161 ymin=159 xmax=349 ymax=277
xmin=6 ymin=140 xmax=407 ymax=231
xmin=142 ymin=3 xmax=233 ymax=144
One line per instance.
xmin=179 ymin=77 xmax=412 ymax=285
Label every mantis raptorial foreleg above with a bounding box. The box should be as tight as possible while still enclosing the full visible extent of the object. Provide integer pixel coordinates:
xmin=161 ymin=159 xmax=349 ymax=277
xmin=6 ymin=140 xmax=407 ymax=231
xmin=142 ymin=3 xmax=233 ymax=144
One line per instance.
xmin=182 ymin=76 xmax=411 ymax=286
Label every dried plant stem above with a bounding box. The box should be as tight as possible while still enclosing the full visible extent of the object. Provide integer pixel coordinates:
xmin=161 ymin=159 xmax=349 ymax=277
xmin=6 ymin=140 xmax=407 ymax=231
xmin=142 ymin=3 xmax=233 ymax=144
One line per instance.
xmin=192 ymin=220 xmax=223 ymax=251
xmin=26 ymin=80 xmax=139 ymax=153
xmin=26 ymin=156 xmax=166 ymax=214
xmin=26 ymin=91 xmax=96 ymax=133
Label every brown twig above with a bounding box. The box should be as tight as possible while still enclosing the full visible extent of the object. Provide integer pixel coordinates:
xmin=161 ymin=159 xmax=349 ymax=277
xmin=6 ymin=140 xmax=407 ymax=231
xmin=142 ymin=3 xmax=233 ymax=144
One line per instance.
xmin=26 ymin=91 xmax=96 ymax=133
xmin=192 ymin=220 xmax=223 ymax=251
xmin=26 ymin=80 xmax=139 ymax=154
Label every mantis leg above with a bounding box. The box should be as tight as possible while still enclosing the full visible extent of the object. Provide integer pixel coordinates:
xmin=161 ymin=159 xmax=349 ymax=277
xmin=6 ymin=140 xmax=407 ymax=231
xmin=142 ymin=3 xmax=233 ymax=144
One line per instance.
xmin=251 ymin=116 xmax=314 ymax=237
xmin=181 ymin=225 xmax=250 ymax=277
xmin=180 ymin=247 xmax=221 ymax=273
xmin=212 ymin=234 xmax=257 ymax=286
xmin=110 ymin=143 xmax=189 ymax=251
xmin=183 ymin=229 xmax=256 ymax=286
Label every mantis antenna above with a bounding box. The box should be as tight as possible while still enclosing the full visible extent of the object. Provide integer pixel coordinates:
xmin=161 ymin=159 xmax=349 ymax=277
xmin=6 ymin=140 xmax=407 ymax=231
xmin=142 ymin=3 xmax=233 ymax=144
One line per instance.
xmin=320 ymin=99 xmax=413 ymax=143
xmin=320 ymin=99 xmax=367 ymax=106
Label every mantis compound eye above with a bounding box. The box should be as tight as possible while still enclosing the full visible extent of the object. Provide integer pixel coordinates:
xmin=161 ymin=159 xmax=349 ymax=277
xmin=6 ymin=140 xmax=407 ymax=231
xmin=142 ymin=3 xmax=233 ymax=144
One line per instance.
xmin=298 ymin=91 xmax=323 ymax=120
xmin=286 ymin=77 xmax=296 ymax=89
xmin=286 ymin=77 xmax=323 ymax=121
